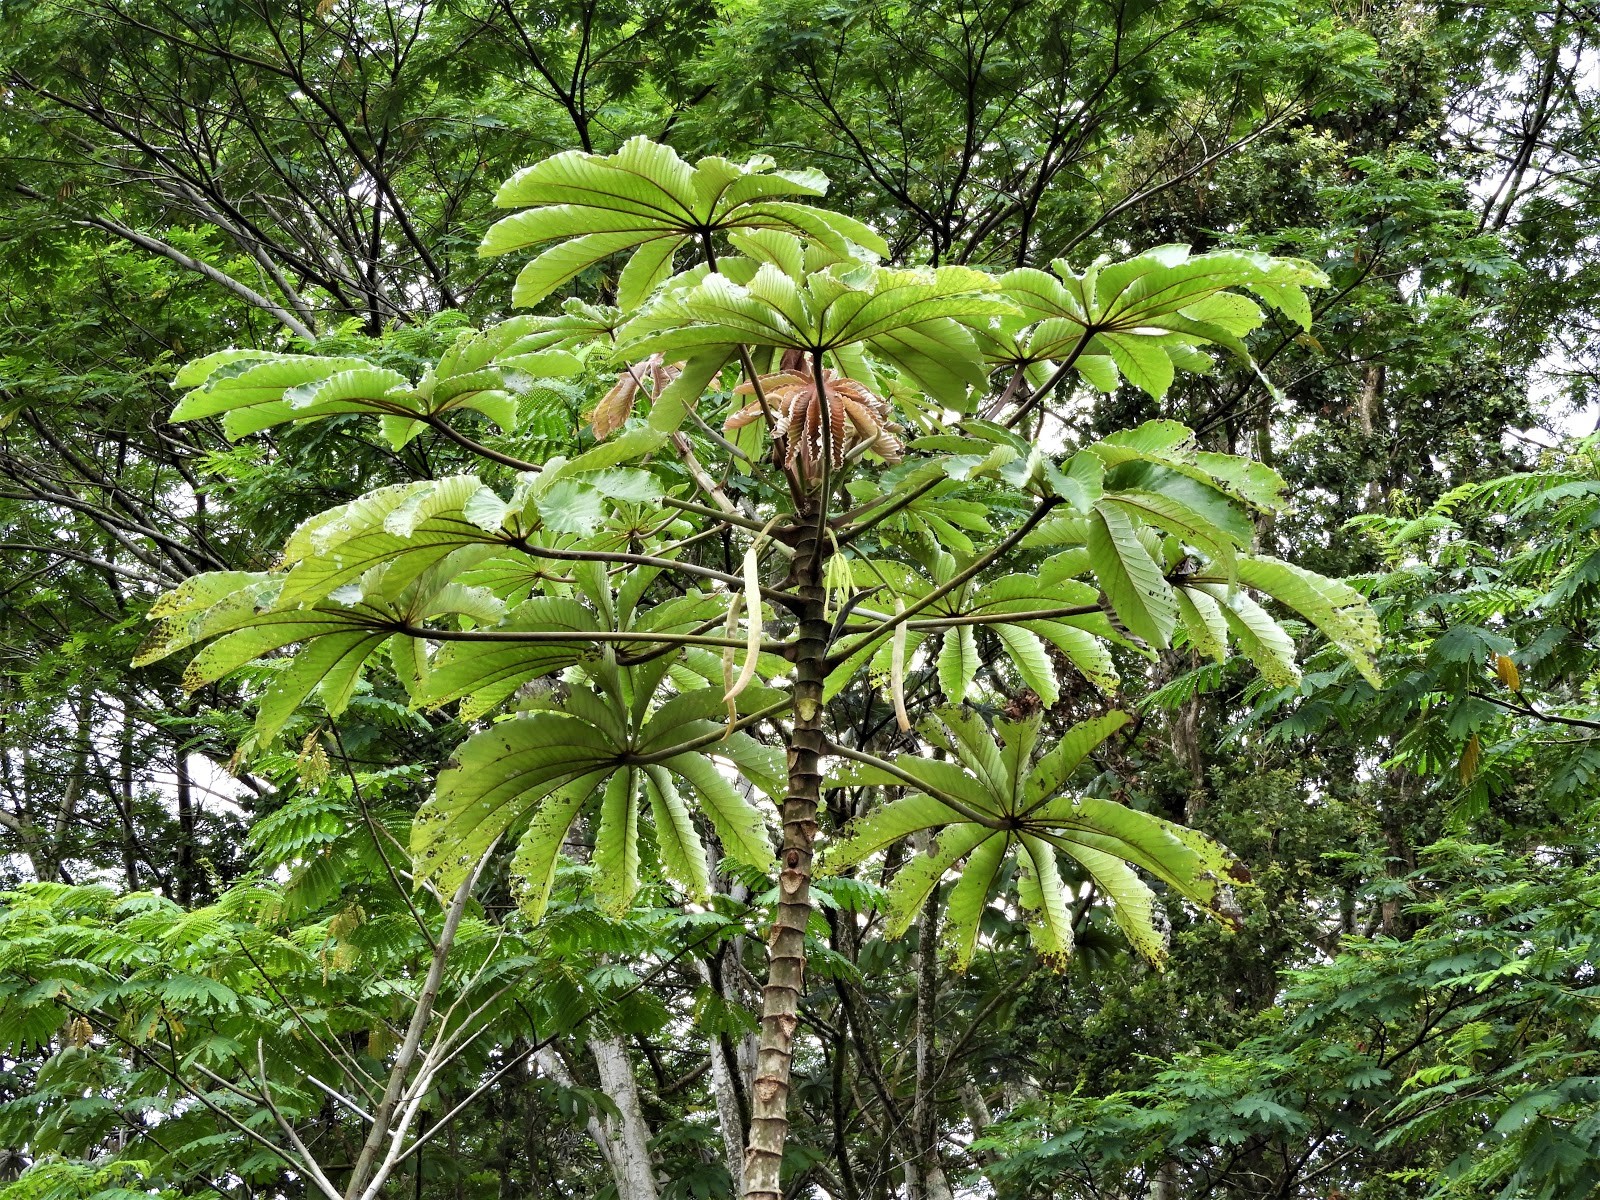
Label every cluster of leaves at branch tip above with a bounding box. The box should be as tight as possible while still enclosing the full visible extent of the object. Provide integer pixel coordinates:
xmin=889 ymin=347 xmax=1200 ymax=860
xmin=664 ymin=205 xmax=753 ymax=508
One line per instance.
xmin=135 ymin=136 xmax=1380 ymax=970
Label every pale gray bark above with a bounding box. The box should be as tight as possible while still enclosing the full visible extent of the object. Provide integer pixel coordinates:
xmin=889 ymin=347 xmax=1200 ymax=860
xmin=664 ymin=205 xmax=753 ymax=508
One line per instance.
xmin=589 ymin=1034 xmax=661 ymax=1200
xmin=537 ymin=1037 xmax=661 ymax=1200
xmin=697 ymin=958 xmax=748 ymax=1193
xmin=958 ymin=1079 xmax=996 ymax=1167
xmin=910 ymin=889 xmax=955 ymax=1200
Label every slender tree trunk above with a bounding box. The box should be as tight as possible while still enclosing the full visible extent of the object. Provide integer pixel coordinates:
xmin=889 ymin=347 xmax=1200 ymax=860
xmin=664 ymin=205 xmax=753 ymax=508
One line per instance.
xmin=1149 ymin=1159 xmax=1180 ymax=1200
xmin=174 ymin=740 xmax=196 ymax=906
xmin=43 ymin=689 xmax=94 ymax=884
xmin=118 ymin=704 xmax=141 ymax=890
xmin=344 ymin=866 xmax=484 ymax=1200
xmin=0 ymin=700 xmax=48 ymax=882
xmin=958 ymin=1079 xmax=995 ymax=1166
xmin=911 ymin=893 xmax=954 ymax=1200
xmin=826 ymin=1027 xmax=860 ymax=1200
xmin=698 ymin=956 xmax=750 ymax=1192
xmin=1166 ymin=663 xmax=1207 ymax=822
xmin=1379 ymin=767 xmax=1415 ymax=940
xmin=742 ymin=512 xmax=829 ymax=1200
xmin=1359 ymin=362 xmax=1387 ymax=513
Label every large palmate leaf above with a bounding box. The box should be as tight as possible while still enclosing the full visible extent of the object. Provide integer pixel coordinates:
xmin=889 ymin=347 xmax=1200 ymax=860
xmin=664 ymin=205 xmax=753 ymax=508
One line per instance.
xmin=1229 ymin=556 xmax=1383 ymax=686
xmin=993 ymin=422 xmax=1381 ymax=681
xmin=419 ymin=582 xmax=733 ymax=721
xmin=418 ymin=596 xmax=603 ymax=721
xmin=266 ymin=442 xmax=673 ymax=610
xmin=620 ymin=262 xmax=1017 ymax=410
xmin=133 ymin=553 xmax=504 ymax=744
xmin=410 ymin=562 xmax=783 ymax=916
xmin=413 ymin=683 xmax=782 ymax=920
xmin=821 ymin=709 xmax=1247 ymax=969
xmin=276 ymin=476 xmax=502 ymax=606
xmin=481 ymin=136 xmax=888 ymax=309
xmin=130 ymin=452 xmax=708 ymax=748
xmin=818 ymin=414 xmax=1377 ymax=710
xmin=989 ymin=246 xmax=1328 ymax=398
xmin=826 ymin=424 xmax=1373 ymax=714
xmin=824 ymin=552 xmax=1116 ymax=705
xmin=171 ymin=322 xmax=580 ymax=445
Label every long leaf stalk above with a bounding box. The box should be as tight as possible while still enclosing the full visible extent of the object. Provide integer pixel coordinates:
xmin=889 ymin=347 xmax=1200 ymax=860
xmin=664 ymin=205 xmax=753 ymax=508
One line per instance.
xmin=394 ymin=623 xmax=790 ymax=654
xmin=823 ymin=740 xmax=1005 ymax=829
xmin=508 ymin=536 xmax=808 ymax=611
xmin=1000 ymin=333 xmax=1093 ymax=430
xmin=833 ymin=603 xmax=1104 ymax=633
xmin=828 ymin=498 xmax=1061 ymax=664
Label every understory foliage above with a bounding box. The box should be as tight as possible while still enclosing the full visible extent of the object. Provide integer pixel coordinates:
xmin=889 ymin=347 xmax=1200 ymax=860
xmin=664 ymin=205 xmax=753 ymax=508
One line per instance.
xmin=980 ymin=841 xmax=1600 ymax=1200
xmin=2 ymin=0 xmax=1598 ymax=1197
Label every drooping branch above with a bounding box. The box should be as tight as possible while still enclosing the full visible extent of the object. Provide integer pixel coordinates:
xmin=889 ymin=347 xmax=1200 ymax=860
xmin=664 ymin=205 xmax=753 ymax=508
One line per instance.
xmin=14 ymin=186 xmax=318 ymax=343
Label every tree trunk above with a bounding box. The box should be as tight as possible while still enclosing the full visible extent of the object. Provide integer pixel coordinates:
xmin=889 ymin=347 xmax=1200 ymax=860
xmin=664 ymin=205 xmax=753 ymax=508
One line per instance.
xmin=1170 ymin=684 xmax=1207 ymax=823
xmin=42 ymin=688 xmax=94 ymax=884
xmin=117 ymin=704 xmax=141 ymax=890
xmin=742 ymin=512 xmax=829 ymax=1200
xmin=1359 ymin=362 xmax=1387 ymax=513
xmin=911 ymin=872 xmax=955 ymax=1200
xmin=589 ymin=1034 xmax=661 ymax=1200
xmin=536 ymin=1037 xmax=660 ymax=1200
xmin=698 ymin=941 xmax=751 ymax=1193
xmin=1379 ymin=767 xmax=1415 ymax=940
xmin=1149 ymin=1159 xmax=1180 ymax=1200
xmin=174 ymin=740 xmax=197 ymax=906
xmin=0 ymin=703 xmax=47 ymax=882
xmin=958 ymin=1079 xmax=996 ymax=1166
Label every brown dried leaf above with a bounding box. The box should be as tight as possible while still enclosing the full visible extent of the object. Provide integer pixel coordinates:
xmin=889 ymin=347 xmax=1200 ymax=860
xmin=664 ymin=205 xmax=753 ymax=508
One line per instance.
xmin=589 ymin=369 xmax=641 ymax=440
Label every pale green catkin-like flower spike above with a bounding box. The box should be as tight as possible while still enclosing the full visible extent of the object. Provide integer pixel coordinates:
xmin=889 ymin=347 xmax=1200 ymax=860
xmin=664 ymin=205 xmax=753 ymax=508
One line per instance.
xmin=723 ymin=544 xmax=764 ymax=731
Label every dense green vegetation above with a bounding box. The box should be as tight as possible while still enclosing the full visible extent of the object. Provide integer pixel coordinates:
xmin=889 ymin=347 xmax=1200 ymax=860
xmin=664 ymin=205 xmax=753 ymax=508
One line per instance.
xmin=1 ymin=1 xmax=1597 ymax=1198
